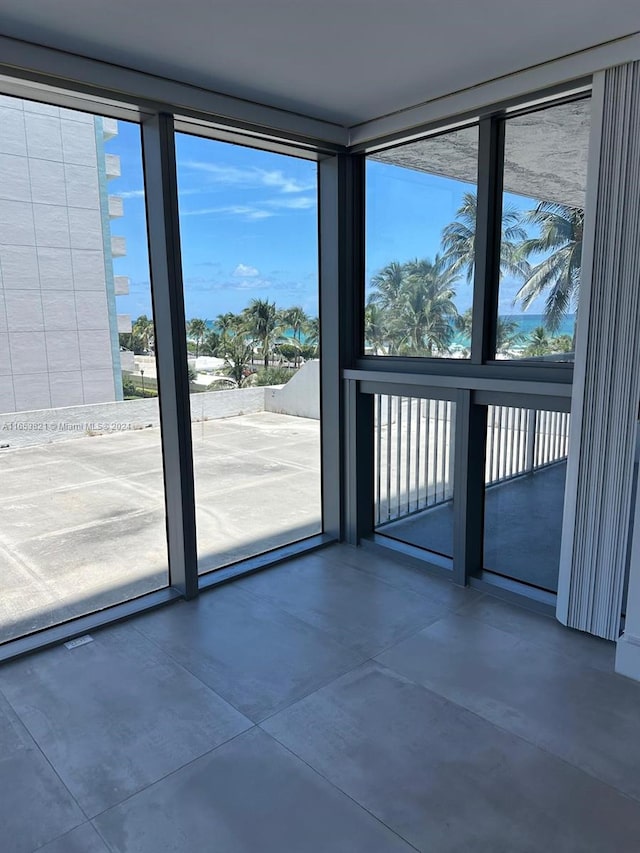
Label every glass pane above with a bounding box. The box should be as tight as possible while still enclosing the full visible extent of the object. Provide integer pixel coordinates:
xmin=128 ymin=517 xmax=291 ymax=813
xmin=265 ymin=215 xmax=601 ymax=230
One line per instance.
xmin=496 ymin=98 xmax=591 ymax=361
xmin=0 ymin=96 xmax=168 ymax=643
xmin=366 ymin=126 xmax=478 ymax=358
xmin=373 ymin=394 xmax=455 ymax=558
xmin=175 ymin=134 xmax=321 ymax=573
xmin=483 ymin=405 xmax=570 ymax=591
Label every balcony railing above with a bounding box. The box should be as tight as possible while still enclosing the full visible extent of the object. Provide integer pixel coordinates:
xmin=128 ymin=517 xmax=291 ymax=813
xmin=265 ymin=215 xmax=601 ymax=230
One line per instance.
xmin=374 ymin=395 xmax=570 ymax=526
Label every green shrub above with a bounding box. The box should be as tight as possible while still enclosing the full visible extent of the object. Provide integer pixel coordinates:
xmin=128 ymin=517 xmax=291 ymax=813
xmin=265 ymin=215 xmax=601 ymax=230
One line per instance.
xmin=253 ymin=366 xmax=295 ymax=386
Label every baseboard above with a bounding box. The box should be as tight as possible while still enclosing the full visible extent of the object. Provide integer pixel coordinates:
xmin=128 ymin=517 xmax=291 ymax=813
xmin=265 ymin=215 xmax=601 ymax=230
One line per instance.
xmin=615 ymin=631 xmax=640 ymax=681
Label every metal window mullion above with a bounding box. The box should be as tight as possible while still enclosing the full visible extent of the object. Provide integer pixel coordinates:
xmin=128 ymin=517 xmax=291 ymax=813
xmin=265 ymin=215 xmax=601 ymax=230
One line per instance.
xmin=396 ymin=397 xmax=403 ymax=519
xmin=319 ymin=153 xmax=365 ymax=542
xmin=426 ymin=398 xmax=432 ymax=504
xmin=141 ymin=113 xmax=197 ymax=598
xmin=375 ymin=395 xmax=382 ymax=525
xmin=471 ymin=117 xmax=505 ymax=364
xmin=453 ymin=391 xmax=486 ymax=584
xmin=406 ymin=397 xmax=412 ymax=514
xmin=415 ymin=397 xmax=422 ymax=510
xmin=440 ymin=400 xmax=447 ymax=502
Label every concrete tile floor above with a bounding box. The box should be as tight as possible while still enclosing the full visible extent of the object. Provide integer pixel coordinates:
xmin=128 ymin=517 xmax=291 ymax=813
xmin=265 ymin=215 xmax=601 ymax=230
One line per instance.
xmin=1 ymin=543 xmax=638 ymax=853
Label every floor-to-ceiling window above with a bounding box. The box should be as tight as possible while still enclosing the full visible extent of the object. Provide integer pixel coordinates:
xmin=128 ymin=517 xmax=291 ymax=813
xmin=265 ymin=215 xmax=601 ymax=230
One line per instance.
xmin=174 ymin=134 xmax=322 ymax=574
xmin=0 ymin=94 xmax=169 ymax=642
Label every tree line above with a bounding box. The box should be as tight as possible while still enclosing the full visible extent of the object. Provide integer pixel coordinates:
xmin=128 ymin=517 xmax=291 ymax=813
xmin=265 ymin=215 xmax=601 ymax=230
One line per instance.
xmin=120 ymin=301 xmax=319 ymax=387
xmin=366 ymin=193 xmax=583 ymax=357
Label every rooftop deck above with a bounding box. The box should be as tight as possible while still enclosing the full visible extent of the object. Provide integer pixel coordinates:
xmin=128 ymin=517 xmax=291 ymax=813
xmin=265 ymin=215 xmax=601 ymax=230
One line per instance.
xmin=0 ymin=411 xmax=321 ymax=644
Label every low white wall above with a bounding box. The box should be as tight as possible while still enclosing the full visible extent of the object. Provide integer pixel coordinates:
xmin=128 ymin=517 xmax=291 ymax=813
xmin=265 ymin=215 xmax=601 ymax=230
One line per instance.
xmin=264 ymin=360 xmax=319 ymax=420
xmin=190 ymin=387 xmax=265 ymax=422
xmin=0 ymin=387 xmax=265 ymax=449
xmin=0 ymin=374 xmax=317 ymax=450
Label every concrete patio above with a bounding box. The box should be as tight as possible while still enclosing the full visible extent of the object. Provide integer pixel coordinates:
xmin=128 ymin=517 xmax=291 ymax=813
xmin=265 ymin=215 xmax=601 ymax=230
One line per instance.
xmin=2 ymin=543 xmax=639 ymax=852
xmin=0 ymin=411 xmax=321 ymax=644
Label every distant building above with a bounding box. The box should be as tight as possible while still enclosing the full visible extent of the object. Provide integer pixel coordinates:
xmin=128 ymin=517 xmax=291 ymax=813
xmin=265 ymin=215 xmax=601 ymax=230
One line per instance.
xmin=0 ymin=96 xmax=130 ymax=413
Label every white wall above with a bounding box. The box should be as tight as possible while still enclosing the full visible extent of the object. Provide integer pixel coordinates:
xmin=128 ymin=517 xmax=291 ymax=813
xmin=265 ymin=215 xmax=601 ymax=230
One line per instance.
xmin=264 ymin=359 xmax=319 ymax=420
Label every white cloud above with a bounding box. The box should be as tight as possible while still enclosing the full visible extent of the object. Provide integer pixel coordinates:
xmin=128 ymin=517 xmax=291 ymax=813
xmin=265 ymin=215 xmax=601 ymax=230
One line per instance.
xmin=260 ymin=170 xmax=315 ymax=194
xmin=233 ymin=263 xmax=260 ymax=278
xmin=180 ymin=205 xmax=275 ymax=220
xmin=119 ymin=189 xmax=145 ymax=199
xmin=265 ymin=195 xmax=316 ymax=210
xmin=182 ymin=161 xmax=314 ymax=194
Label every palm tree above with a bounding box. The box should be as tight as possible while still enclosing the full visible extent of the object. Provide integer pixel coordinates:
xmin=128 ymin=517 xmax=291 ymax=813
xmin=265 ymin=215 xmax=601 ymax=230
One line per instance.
xmin=216 ymin=312 xmax=241 ymax=341
xmin=220 ymin=334 xmax=254 ymax=385
xmin=304 ymin=316 xmax=320 ymax=358
xmin=515 ymin=201 xmax=584 ymax=333
xmin=397 ymin=257 xmax=460 ymax=355
xmin=456 ymin=307 xmax=473 ymax=352
xmin=369 ymin=261 xmax=406 ymax=309
xmin=132 ymin=315 xmax=154 ymax=353
xmin=456 ymin=308 xmax=526 ymax=356
xmin=496 ymin=317 xmax=527 ymax=356
xmin=243 ymin=299 xmax=282 ymax=368
xmin=200 ymin=329 xmax=221 ymax=357
xmin=280 ymin=306 xmax=308 ymax=366
xmin=441 ymin=191 xmax=529 ymax=282
xmin=364 ymin=303 xmax=388 ymax=355
xmin=281 ymin=306 xmax=308 ymax=343
xmin=368 ymin=261 xmax=407 ymax=355
xmin=187 ymin=318 xmax=207 ymax=357
xmin=524 ymin=325 xmax=552 ymax=357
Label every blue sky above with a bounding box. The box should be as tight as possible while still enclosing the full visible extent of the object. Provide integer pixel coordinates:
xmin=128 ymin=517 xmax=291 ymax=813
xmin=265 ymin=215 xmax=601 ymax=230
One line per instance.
xmin=106 ymin=123 xmax=319 ymax=322
xmin=106 ymin=120 xmax=549 ymax=325
xmin=366 ymin=159 xmax=549 ymax=316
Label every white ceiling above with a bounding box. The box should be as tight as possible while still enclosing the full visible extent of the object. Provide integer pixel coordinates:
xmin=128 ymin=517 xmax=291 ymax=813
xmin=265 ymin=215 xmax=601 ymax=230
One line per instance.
xmin=1 ymin=0 xmax=638 ymax=126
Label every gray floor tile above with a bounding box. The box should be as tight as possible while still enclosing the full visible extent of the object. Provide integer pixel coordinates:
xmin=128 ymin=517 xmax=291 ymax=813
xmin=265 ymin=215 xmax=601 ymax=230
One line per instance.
xmin=235 ymin=550 xmax=447 ymax=656
xmin=334 ymin=543 xmax=481 ymax=609
xmin=456 ymin=593 xmax=615 ymax=672
xmin=35 ymin=823 xmax=109 ymax=852
xmin=0 ymin=692 xmax=82 ymax=853
xmin=0 ymin=624 xmax=250 ymax=817
xmin=134 ymin=585 xmax=365 ymax=722
xmin=94 ymin=727 xmax=412 ymax=853
xmin=376 ymin=614 xmax=640 ymax=800
xmin=263 ymin=662 xmax=640 ymax=853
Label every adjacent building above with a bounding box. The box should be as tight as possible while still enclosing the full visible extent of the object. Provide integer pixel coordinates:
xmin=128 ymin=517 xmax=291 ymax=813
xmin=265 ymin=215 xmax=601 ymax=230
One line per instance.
xmin=0 ymin=95 xmax=130 ymax=413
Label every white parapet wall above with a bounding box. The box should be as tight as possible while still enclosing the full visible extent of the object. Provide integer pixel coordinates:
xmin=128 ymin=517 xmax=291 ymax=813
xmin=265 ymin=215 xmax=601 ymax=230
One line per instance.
xmin=264 ymin=360 xmax=319 ymax=420
xmin=0 ymin=365 xmax=319 ymax=449
xmin=0 ymin=387 xmax=269 ymax=449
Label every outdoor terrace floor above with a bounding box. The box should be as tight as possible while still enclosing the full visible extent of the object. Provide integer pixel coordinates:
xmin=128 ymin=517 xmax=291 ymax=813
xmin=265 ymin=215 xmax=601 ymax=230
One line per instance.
xmin=3 ymin=542 xmax=640 ymax=852
xmin=0 ymin=411 xmax=321 ymax=644
xmin=379 ymin=463 xmax=567 ymax=592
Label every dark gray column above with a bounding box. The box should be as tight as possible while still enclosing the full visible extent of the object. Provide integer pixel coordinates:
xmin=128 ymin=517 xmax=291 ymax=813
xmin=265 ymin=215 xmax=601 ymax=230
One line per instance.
xmin=141 ymin=113 xmax=198 ymax=598
xmin=318 ymin=154 xmax=366 ymax=542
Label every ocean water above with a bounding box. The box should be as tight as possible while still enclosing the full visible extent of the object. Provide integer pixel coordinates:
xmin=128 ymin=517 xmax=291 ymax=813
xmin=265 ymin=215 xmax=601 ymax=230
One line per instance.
xmin=500 ymin=313 xmax=576 ymax=338
xmin=450 ymin=313 xmax=575 ymax=349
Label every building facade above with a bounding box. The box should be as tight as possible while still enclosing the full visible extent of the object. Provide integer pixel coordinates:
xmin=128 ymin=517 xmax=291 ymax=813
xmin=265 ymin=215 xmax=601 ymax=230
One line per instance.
xmin=0 ymin=95 xmax=129 ymax=413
